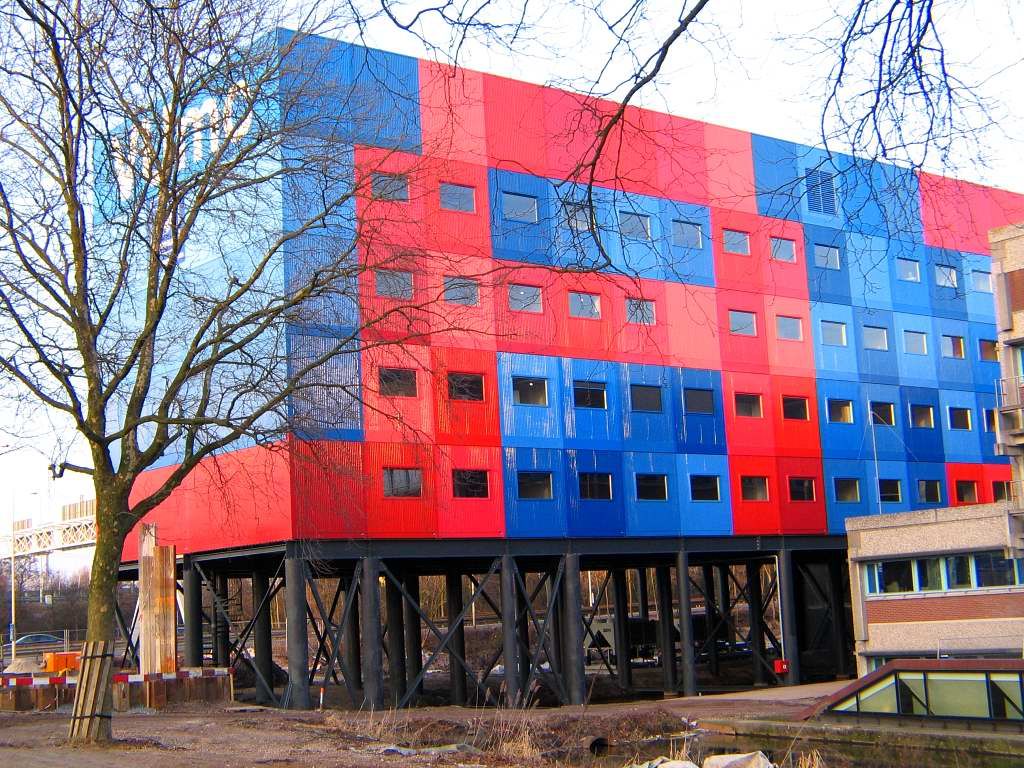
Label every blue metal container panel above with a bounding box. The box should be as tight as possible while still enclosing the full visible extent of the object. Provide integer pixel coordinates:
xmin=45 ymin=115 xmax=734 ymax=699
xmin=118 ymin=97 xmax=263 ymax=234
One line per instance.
xmin=864 ymin=459 xmax=912 ymax=514
xmin=497 ymin=353 xmax=565 ymax=448
xmin=679 ymin=368 xmax=728 ymax=454
xmin=866 ymin=160 xmax=923 ymax=243
xmin=931 ymin=316 xmax=975 ymax=391
xmin=962 ymin=253 xmax=996 ymax=322
xmin=563 ymin=358 xmax=624 ymax=450
xmin=678 ymin=453 xmax=733 ymax=535
xmin=852 ymin=307 xmax=899 ymax=385
xmin=503 ymin=446 xmax=568 ymax=537
xmin=846 ymin=233 xmax=893 ymax=310
xmin=907 ymin=460 xmax=949 ymax=510
xmin=898 ymin=386 xmax=944 ymax=463
xmin=892 ymin=311 xmax=939 ymax=388
xmin=938 ymin=389 xmax=983 ymax=463
xmin=795 ymin=147 xmax=848 ymax=229
xmin=811 ymin=303 xmax=859 ymax=381
xmin=822 ymin=458 xmax=873 ymax=533
xmin=658 ymin=199 xmax=715 ymax=286
xmin=489 ymin=169 xmax=556 ymax=263
xmin=564 ymin=449 xmax=626 ymax=536
xmin=816 ymin=378 xmax=865 ymax=459
xmin=805 ymin=224 xmax=852 ymax=305
xmin=975 ymin=392 xmax=1006 ymax=462
xmin=286 ymin=325 xmax=363 ymax=441
xmin=610 ymin=190 xmax=664 ymax=280
xmin=888 ymin=240 xmax=933 ymax=315
xmin=969 ymin=321 xmax=1000 ymax=395
xmin=750 ymin=134 xmax=802 ymax=221
xmin=622 ymin=363 xmax=680 ymax=453
xmin=926 ymin=247 xmax=967 ymax=320
xmin=550 ymin=183 xmax=619 ymax=270
xmin=860 ymin=381 xmax=907 ymax=461
xmin=623 ymin=451 xmax=683 ymax=536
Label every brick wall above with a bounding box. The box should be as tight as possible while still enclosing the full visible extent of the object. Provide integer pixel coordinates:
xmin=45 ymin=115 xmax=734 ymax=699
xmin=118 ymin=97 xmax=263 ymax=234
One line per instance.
xmin=866 ymin=591 xmax=1024 ymax=623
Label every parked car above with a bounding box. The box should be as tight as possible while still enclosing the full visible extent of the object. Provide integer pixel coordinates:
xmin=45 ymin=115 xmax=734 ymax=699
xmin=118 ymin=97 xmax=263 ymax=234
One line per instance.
xmin=2 ymin=633 xmax=64 ymax=667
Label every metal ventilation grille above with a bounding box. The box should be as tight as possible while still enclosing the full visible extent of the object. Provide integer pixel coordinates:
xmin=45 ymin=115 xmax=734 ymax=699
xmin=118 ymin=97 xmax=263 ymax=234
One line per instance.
xmin=805 ymin=169 xmax=837 ymax=216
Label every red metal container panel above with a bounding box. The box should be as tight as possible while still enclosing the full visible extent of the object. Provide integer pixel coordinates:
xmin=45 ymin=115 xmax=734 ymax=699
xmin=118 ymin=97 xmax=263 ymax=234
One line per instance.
xmin=704 ymin=124 xmax=757 ymax=214
xmin=919 ymin=172 xmax=1024 ymax=255
xmin=431 ymin=346 xmax=501 ymax=446
xmin=716 ymin=290 xmax=769 ymax=374
xmin=290 ymin=439 xmax=367 ymax=539
xmin=361 ymin=344 xmax=435 ymax=443
xmin=711 ymin=208 xmax=769 ymax=294
xmin=492 ymin=264 xmax=563 ymax=355
xmin=483 ymin=74 xmax=548 ymax=174
xmin=775 ymin=456 xmax=827 ymax=534
xmin=354 ymin=146 xmax=427 ymax=252
xmin=419 ymin=157 xmax=494 ymax=257
xmin=729 ymin=454 xmax=781 ymax=535
xmin=607 ymin=277 xmax=674 ymax=365
xmin=760 ymin=216 xmax=808 ymax=300
xmin=764 ymin=296 xmax=815 ymax=376
xmin=358 ymin=244 xmax=433 ymax=344
xmin=983 ymin=463 xmax=1012 ymax=503
xmin=654 ymin=112 xmax=709 ymax=205
xmin=554 ymin=272 xmax=619 ymax=360
xmin=722 ymin=371 xmax=777 ymax=455
xmin=944 ymin=462 xmax=988 ymax=507
xmin=770 ymin=375 xmax=822 ymax=458
xmin=419 ymin=60 xmax=487 ymax=165
xmin=363 ymin=441 xmax=438 ymax=537
xmin=664 ymin=283 xmax=722 ymax=370
xmin=434 ymin=445 xmax=505 ymax=537
xmin=123 ymin=443 xmax=293 ymax=561
xmin=425 ymin=252 xmax=498 ymax=350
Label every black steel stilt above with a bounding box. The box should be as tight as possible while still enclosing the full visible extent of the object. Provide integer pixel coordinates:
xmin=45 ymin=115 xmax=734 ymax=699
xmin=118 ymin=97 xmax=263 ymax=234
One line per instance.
xmin=343 ymin=580 xmax=363 ymax=690
xmin=445 ymin=572 xmax=468 ymax=705
xmin=562 ymin=553 xmax=586 ymax=705
xmin=655 ymin=565 xmax=677 ymax=693
xmin=183 ymin=561 xmax=203 ymax=668
xmin=547 ymin=569 xmax=563 ymax=675
xmin=717 ymin=565 xmax=734 ymax=644
xmin=637 ymin=568 xmax=650 ymax=622
xmin=828 ymin=557 xmax=850 ymax=677
xmin=285 ymin=557 xmax=311 ymax=709
xmin=516 ymin=577 xmax=531 ymax=686
xmin=252 ymin=570 xmax=273 ymax=703
xmin=675 ymin=551 xmax=696 ymax=696
xmin=403 ymin=572 xmax=423 ymax=698
xmin=611 ymin=569 xmax=632 ymax=690
xmin=501 ymin=555 xmax=521 ymax=705
xmin=215 ymin=573 xmax=230 ymax=667
xmin=361 ymin=557 xmax=385 ymax=710
xmin=776 ymin=550 xmax=801 ymax=685
xmin=385 ymin=568 xmax=407 ymax=705
xmin=702 ymin=564 xmax=719 ymax=677
xmin=747 ymin=561 xmax=766 ymax=686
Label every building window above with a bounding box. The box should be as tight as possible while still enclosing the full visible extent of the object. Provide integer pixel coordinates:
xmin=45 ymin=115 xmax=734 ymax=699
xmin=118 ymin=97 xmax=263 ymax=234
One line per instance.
xmin=452 ymin=469 xmax=488 ymax=498
xmin=684 ymin=388 xmax=715 ymax=414
xmin=440 ymin=182 xmax=475 ymax=212
xmin=782 ymin=396 xmax=809 ymax=420
xmin=870 ymin=401 xmax=895 ymax=426
xmin=569 ymin=291 xmax=601 ymax=319
xmin=993 ymin=480 xmax=1012 ymax=502
xmin=443 ymin=275 xmax=479 ymax=306
xmin=879 ymin=560 xmax=914 ymax=593
xmin=379 ymin=368 xmax=417 ymax=397
xmin=375 ymin=268 xmax=413 ymax=299
xmin=564 ymin=201 xmax=590 ymax=232
xmin=896 ymin=257 xmax=920 ymax=282
xmin=789 ymin=477 xmax=815 ymax=501
xmin=946 ymin=555 xmax=972 ymax=588
xmin=371 ymin=172 xmax=409 ymax=201
xmin=502 ymin=191 xmax=538 ymax=223
xmin=910 ymin=404 xmax=934 ymax=429
xmin=813 ymin=244 xmax=841 ymax=270
xmin=916 ymin=558 xmax=943 ymax=591
xmin=828 ymin=398 xmax=854 ymax=423
xmin=979 ymin=339 xmax=998 ymax=362
xmin=935 ymin=264 xmax=958 ymax=288
xmin=626 ymin=298 xmax=656 ymax=325
xmin=672 ymin=220 xmax=703 ymax=249
xmin=508 ymin=284 xmax=542 ymax=313
xmin=518 ymin=471 xmax=553 ymax=499
xmin=740 ymin=476 xmax=769 ymax=501
xmin=834 ymin=477 xmax=860 ymax=502
xmin=974 ymin=551 xmax=1015 ymax=587
xmin=955 ymin=479 xmax=978 ymax=503
xmin=383 ymin=468 xmax=422 ymax=497
xmin=512 ymin=377 xmax=547 ymax=406
xmin=770 ymin=237 xmax=797 ymax=263
xmin=630 ymin=384 xmax=663 ymax=413
xmin=878 ymin=479 xmax=902 ymax=503
xmin=735 ymin=393 xmax=763 ymax=418
xmin=861 ymin=325 xmax=888 ymax=351
xmin=949 ymin=407 xmax=972 ymax=430
xmin=940 ymin=334 xmax=965 ymax=359
xmin=620 ymin=211 xmax=651 ymax=240
xmin=821 ymin=320 xmax=847 ymax=347
xmin=904 ymin=330 xmax=928 ymax=355
xmin=573 ymin=380 xmax=607 ymax=409
xmin=776 ymin=315 xmax=803 ymax=341
xmin=636 ymin=474 xmax=668 ymax=501
xmin=984 ymin=408 xmax=996 ymax=432
xmin=728 ymin=309 xmax=757 ymax=336
xmin=723 ymin=229 xmax=750 ymax=255
xmin=448 ymin=373 xmax=484 ymax=401
xmin=690 ymin=475 xmax=720 ymax=501
xmin=971 ymin=270 xmax=993 ymax=293
xmin=579 ymin=472 xmax=613 ymax=500
xmin=917 ymin=479 xmax=942 ymax=504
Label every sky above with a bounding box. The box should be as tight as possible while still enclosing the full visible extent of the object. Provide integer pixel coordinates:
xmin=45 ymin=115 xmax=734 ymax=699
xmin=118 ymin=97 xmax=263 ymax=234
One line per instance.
xmin=1 ymin=0 xmax=1022 ymax=538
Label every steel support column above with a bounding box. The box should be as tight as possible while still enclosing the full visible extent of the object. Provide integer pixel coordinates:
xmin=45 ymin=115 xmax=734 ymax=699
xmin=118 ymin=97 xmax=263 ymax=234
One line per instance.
xmin=747 ymin=561 xmax=766 ymax=686
xmin=343 ymin=581 xmax=362 ymax=690
xmin=828 ymin=557 xmax=850 ymax=677
xmin=777 ymin=550 xmax=801 ymax=685
xmin=717 ymin=565 xmax=734 ymax=644
xmin=500 ymin=554 xmax=521 ymax=704
xmin=445 ymin=572 xmax=467 ymax=705
xmin=183 ymin=561 xmax=203 ymax=668
xmin=252 ymin=570 xmax=273 ymax=703
xmin=562 ymin=553 xmax=586 ymax=705
xmin=675 ymin=551 xmax=697 ymax=697
xmin=385 ymin=568 xmax=407 ymax=706
xmin=637 ymin=568 xmax=650 ymax=622
xmin=403 ymin=571 xmax=423 ymax=698
xmin=361 ymin=557 xmax=385 ymax=710
xmin=655 ymin=565 xmax=677 ymax=693
xmin=611 ymin=569 xmax=632 ymax=690
xmin=214 ymin=573 xmax=230 ymax=667
xmin=702 ymin=564 xmax=719 ymax=677
xmin=285 ymin=557 xmax=311 ymax=709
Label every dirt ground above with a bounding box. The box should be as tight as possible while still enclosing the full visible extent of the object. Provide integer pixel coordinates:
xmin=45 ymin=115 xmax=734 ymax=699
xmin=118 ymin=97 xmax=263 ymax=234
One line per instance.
xmin=0 ymin=688 xmax=830 ymax=768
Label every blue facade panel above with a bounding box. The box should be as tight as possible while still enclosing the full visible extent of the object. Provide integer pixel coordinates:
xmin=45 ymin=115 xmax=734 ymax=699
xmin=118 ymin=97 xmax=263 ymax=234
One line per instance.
xmin=846 ymin=233 xmax=893 ymax=310
xmin=622 ymin=364 xmax=680 ymax=453
xmin=927 ymin=248 xmax=967 ymax=320
xmin=623 ymin=451 xmax=682 ymax=536
xmin=816 ymin=378 xmax=865 ymax=459
xmin=865 ymin=459 xmax=912 ymax=514
xmin=976 ymin=392 xmax=1006 ymax=462
xmin=970 ymin=321 xmax=1000 ymax=394
xmin=805 ymin=224 xmax=852 ymax=304
xmin=907 ymin=461 xmax=949 ymax=510
xmin=563 ymin=358 xmax=624 ymax=450
xmin=888 ymin=241 xmax=932 ymax=315
xmin=565 ymin=449 xmax=626 ymax=536
xmin=963 ymin=254 xmax=996 ymax=322
xmin=750 ymin=134 xmax=802 ymax=221
xmin=489 ymin=169 xmax=556 ymax=263
xmin=860 ymin=382 xmax=907 ymax=461
xmin=938 ymin=389 xmax=983 ymax=463
xmin=678 ymin=453 xmax=733 ymax=535
xmin=679 ymin=368 xmax=728 ymax=454
xmin=503 ymin=447 xmax=568 ymax=537
xmin=498 ymin=353 xmax=566 ymax=448
xmin=658 ymin=199 xmax=715 ymax=286
xmin=812 ymin=303 xmax=859 ymax=380
xmin=823 ymin=458 xmax=873 ymax=533
xmin=892 ymin=311 xmax=938 ymax=388
xmin=932 ymin=316 xmax=975 ymax=391
xmin=898 ymin=386 xmax=944 ymax=463
xmin=853 ymin=307 xmax=898 ymax=384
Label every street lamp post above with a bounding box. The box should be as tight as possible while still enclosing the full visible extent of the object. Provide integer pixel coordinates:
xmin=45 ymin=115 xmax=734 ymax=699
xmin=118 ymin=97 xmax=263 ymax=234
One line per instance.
xmin=9 ymin=511 xmax=15 ymax=661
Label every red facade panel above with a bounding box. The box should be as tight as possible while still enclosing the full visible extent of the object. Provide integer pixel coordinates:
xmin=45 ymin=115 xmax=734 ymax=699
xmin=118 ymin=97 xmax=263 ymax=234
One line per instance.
xmin=354 ymin=147 xmax=426 ymax=252
xmin=704 ymin=124 xmax=757 ymax=214
xmin=730 ymin=454 xmax=781 ymax=534
xmin=362 ymin=344 xmax=435 ymax=443
xmin=421 ymin=157 xmax=493 ymax=257
xmin=771 ymin=376 xmax=822 ymax=458
xmin=482 ymin=74 xmax=547 ymax=173
xmin=608 ymin=277 xmax=673 ymax=365
xmin=434 ymin=445 xmax=505 ymax=537
xmin=358 ymin=244 xmax=433 ymax=344
xmin=764 ymin=302 xmax=815 ymax=377
xmin=712 ymin=211 xmax=806 ymax=298
xmin=983 ymin=463 xmax=1012 ymax=502
xmin=722 ymin=371 xmax=776 ymax=455
xmin=290 ymin=440 xmax=367 ymax=539
xmin=944 ymin=462 xmax=989 ymax=507
xmin=654 ymin=112 xmax=708 ymax=205
xmin=554 ymin=272 xmax=620 ymax=360
xmin=426 ymin=253 xmax=498 ymax=350
xmin=716 ymin=290 xmax=769 ymax=374
xmin=665 ymin=283 xmax=722 ymax=370
xmin=919 ymin=172 xmax=1024 ymax=254
xmin=492 ymin=264 xmax=563 ymax=354
xmin=363 ymin=442 xmax=438 ymax=538
xmin=776 ymin=456 xmax=827 ymax=534
xmin=419 ymin=61 xmax=487 ymax=165
xmin=431 ymin=346 xmax=501 ymax=446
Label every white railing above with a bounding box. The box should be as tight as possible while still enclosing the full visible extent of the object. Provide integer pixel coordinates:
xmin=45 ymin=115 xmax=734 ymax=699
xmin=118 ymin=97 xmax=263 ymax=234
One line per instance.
xmin=0 ymin=516 xmax=96 ymax=557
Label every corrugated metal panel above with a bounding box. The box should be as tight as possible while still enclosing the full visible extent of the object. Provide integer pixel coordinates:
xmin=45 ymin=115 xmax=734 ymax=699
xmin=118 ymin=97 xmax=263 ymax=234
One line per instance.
xmin=906 ymin=460 xmax=948 ymax=511
xmin=898 ymin=386 xmax=945 ymax=463
xmin=431 ymin=346 xmax=500 ymax=446
xmin=704 ymin=124 xmax=757 ymax=214
xmin=852 ymin=307 xmax=899 ymax=385
xmin=287 ymin=330 xmax=362 ymax=440
xmin=772 ymin=375 xmax=821 ymax=458
xmin=892 ymin=311 xmax=938 ymax=388
xmin=623 ymin=451 xmax=682 ymax=536
xmin=483 ymin=74 xmax=547 ymax=173
xmin=434 ymin=445 xmax=505 ymax=537
xmin=492 ymin=266 xmax=561 ymax=354
xmin=361 ymin=344 xmax=434 ymax=443
xmin=729 ymin=454 xmax=781 ymax=535
xmin=679 ymin=368 xmax=728 ymax=454
xmin=804 ymin=223 xmax=852 ymax=305
xmin=937 ymin=389 xmax=983 ymax=463
xmin=503 ymin=446 xmax=568 ymax=537
xmin=919 ymin=172 xmax=1024 ymax=254
xmin=666 ymin=284 xmax=722 ymax=371
xmin=419 ymin=61 xmax=487 ymax=165
xmin=622 ymin=363 xmax=678 ymax=453
xmin=969 ymin=321 xmax=1000 ymax=394
xmin=822 ymin=458 xmax=872 ymax=533
xmin=563 ymin=358 xmax=624 ymax=449
xmin=290 ymin=439 xmax=366 ymax=539
xmin=655 ymin=113 xmax=708 ymax=205
xmin=679 ymin=453 xmax=733 ymax=534
xmin=776 ymin=456 xmax=826 ymax=534
xmin=489 ymin=168 xmax=556 ymax=264
xmin=497 ymin=352 xmax=565 ymax=448
xmin=721 ymin=371 xmax=776 ymax=456
xmin=363 ymin=442 xmax=437 ymax=537
xmin=926 ymin=247 xmax=967 ymax=320
xmin=765 ymin=296 xmax=814 ymax=377
xmin=716 ymin=290 xmax=769 ymax=375
xmin=860 ymin=381 xmax=907 ymax=461
xmin=811 ymin=302 xmax=859 ymax=381
xmin=815 ymin=378 xmax=863 ymax=460
xmin=564 ymin=449 xmax=625 ymax=537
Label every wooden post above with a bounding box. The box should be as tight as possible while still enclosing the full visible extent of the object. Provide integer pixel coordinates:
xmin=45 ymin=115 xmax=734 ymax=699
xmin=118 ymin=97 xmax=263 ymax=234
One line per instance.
xmin=138 ymin=524 xmax=177 ymax=675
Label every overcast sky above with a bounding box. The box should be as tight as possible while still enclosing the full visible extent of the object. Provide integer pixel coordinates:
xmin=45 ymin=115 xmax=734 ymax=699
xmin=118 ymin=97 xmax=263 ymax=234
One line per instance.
xmin=2 ymin=0 xmax=1022 ymax=535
